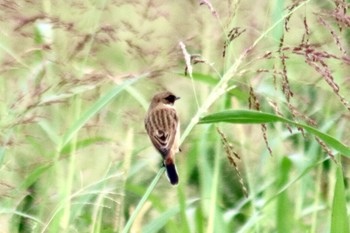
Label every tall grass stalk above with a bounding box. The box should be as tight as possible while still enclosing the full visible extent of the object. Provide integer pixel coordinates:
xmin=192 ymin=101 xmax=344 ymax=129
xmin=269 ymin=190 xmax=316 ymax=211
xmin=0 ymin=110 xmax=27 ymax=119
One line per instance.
xmin=310 ymin=164 xmax=322 ymax=233
xmin=61 ymin=96 xmax=82 ymax=230
xmin=206 ymin=142 xmax=222 ymax=233
xmin=114 ymin=128 xmax=134 ymax=232
xmin=121 ymin=168 xmax=165 ymax=233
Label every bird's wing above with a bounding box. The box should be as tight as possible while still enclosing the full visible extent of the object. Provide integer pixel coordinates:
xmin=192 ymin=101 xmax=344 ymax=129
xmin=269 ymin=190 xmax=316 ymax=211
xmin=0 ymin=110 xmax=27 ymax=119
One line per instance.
xmin=145 ymin=107 xmax=178 ymax=159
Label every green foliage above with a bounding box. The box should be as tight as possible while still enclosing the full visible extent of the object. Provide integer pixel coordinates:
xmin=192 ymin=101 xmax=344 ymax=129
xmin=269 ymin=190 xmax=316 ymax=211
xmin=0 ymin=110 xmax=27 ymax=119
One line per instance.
xmin=60 ymin=76 xmax=145 ymax=150
xmin=199 ymin=110 xmax=350 ymax=157
xmin=276 ymin=157 xmax=293 ymax=233
xmin=331 ymin=160 xmax=350 ymax=233
xmin=0 ymin=0 xmax=350 ymax=232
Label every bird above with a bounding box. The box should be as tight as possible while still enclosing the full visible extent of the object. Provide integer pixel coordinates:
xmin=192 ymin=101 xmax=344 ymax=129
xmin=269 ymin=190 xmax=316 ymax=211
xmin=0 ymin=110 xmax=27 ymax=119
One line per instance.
xmin=144 ymin=91 xmax=181 ymax=185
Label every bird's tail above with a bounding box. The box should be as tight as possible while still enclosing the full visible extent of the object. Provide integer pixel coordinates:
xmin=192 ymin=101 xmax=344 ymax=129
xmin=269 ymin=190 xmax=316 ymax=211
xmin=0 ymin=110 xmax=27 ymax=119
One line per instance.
xmin=164 ymin=157 xmax=179 ymax=185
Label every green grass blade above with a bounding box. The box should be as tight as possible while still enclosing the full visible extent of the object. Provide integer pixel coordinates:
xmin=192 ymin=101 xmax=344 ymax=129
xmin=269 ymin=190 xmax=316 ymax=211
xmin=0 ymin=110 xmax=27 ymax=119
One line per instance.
xmin=142 ymin=199 xmax=198 ymax=233
xmin=331 ymin=162 xmax=350 ymax=233
xmin=0 ymin=147 xmax=5 ymax=166
xmin=200 ymin=110 xmax=280 ymax=124
xmin=0 ymin=208 xmax=44 ymax=225
xmin=199 ymin=110 xmax=350 ymax=157
xmin=121 ymin=168 xmax=165 ymax=233
xmin=207 ymin=142 xmax=222 ymax=233
xmin=142 ymin=206 xmax=179 ymax=233
xmin=60 ymin=75 xmax=145 ymax=149
xmin=276 ymin=157 xmax=293 ymax=233
xmin=180 ymin=72 xmax=219 ymax=86
xmin=19 ymin=164 xmax=51 ymax=190
xmin=177 ymin=180 xmax=191 ymax=233
xmin=60 ymin=137 xmax=112 ymax=155
xmin=17 ymin=137 xmax=111 ymax=192
xmin=271 ymin=0 xmax=285 ymax=40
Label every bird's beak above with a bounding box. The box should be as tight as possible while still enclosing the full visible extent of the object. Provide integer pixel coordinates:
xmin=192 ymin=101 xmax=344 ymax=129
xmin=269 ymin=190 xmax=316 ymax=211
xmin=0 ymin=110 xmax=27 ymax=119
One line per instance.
xmin=175 ymin=96 xmax=180 ymax=100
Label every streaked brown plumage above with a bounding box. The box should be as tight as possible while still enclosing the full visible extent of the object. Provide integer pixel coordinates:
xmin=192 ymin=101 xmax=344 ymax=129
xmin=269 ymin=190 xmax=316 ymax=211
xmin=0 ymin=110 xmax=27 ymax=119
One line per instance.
xmin=145 ymin=91 xmax=180 ymax=185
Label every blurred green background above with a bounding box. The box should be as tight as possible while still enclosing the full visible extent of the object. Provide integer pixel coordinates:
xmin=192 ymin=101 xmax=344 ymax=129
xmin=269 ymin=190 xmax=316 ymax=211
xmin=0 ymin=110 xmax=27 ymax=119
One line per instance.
xmin=1 ymin=0 xmax=350 ymax=232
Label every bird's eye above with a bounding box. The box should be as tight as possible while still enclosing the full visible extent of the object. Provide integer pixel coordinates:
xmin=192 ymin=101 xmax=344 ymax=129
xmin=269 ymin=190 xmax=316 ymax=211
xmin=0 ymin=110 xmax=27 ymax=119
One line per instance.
xmin=165 ymin=95 xmax=176 ymax=102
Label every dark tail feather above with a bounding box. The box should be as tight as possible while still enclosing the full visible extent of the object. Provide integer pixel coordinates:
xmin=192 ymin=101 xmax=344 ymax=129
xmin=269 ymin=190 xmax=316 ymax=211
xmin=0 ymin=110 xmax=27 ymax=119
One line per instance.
xmin=165 ymin=161 xmax=179 ymax=185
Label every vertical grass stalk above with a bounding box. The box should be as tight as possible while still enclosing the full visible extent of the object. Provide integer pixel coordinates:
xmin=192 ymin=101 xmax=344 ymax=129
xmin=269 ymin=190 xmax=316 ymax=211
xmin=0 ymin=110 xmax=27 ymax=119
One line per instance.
xmin=61 ymin=96 xmax=82 ymax=230
xmin=121 ymin=168 xmax=165 ymax=233
xmin=206 ymin=142 xmax=221 ymax=233
xmin=114 ymin=128 xmax=134 ymax=232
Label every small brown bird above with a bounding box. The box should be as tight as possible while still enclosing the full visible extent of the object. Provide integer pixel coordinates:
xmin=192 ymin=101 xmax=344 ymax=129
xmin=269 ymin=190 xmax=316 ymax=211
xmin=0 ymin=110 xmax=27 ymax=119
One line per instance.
xmin=145 ymin=91 xmax=181 ymax=185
